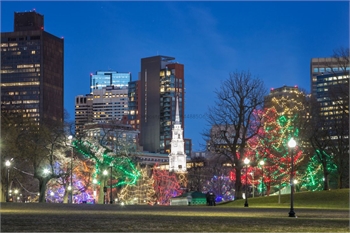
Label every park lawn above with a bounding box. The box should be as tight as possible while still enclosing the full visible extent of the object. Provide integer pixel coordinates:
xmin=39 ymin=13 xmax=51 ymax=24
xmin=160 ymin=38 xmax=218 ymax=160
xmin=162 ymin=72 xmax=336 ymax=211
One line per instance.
xmin=219 ymin=188 xmax=349 ymax=209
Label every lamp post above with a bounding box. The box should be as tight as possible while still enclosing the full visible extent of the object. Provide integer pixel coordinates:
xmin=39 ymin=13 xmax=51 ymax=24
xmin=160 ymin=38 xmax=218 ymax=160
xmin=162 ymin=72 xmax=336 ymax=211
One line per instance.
xmin=14 ymin=189 xmax=18 ymax=203
xmin=244 ymin=158 xmax=250 ymax=207
xmin=103 ymin=170 xmax=108 ymax=204
xmin=250 ymin=171 xmax=255 ymax=198
xmin=259 ymin=160 xmax=264 ymax=196
xmin=5 ymin=160 xmax=11 ymax=202
xmin=109 ymin=165 xmax=113 ymax=204
xmin=68 ymin=135 xmax=73 ymax=204
xmin=288 ymin=137 xmax=296 ymax=217
xmin=93 ymin=178 xmax=97 ymax=203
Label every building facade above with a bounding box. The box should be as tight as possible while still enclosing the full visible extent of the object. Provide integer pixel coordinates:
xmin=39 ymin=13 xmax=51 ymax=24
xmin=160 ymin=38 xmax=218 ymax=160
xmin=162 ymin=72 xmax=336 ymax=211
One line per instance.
xmin=75 ymin=85 xmax=129 ymax=135
xmin=127 ymin=80 xmax=141 ymax=131
xmin=315 ymin=71 xmax=349 ymax=146
xmin=75 ymin=94 xmax=93 ymax=136
xmin=138 ymin=55 xmax=187 ymax=154
xmin=90 ymin=71 xmax=131 ymax=93
xmin=310 ymin=57 xmax=349 ymax=96
xmin=76 ymin=70 xmax=131 ymax=135
xmin=1 ymin=11 xmax=64 ymax=123
xmin=92 ymin=85 xmax=129 ymax=123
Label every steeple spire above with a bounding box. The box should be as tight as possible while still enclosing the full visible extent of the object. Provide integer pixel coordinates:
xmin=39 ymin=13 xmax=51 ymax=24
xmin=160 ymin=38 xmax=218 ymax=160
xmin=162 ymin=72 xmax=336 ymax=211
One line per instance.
xmin=175 ymin=95 xmax=180 ymax=124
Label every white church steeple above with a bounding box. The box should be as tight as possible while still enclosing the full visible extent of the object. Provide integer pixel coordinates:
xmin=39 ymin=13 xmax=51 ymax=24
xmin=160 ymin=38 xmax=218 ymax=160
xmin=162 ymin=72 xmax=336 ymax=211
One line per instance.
xmin=168 ymin=95 xmax=187 ymax=173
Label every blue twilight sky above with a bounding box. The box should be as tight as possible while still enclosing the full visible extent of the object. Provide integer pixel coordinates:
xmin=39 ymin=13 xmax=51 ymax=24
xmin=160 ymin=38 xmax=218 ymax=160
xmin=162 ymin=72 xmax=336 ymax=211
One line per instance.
xmin=1 ymin=1 xmax=349 ymax=151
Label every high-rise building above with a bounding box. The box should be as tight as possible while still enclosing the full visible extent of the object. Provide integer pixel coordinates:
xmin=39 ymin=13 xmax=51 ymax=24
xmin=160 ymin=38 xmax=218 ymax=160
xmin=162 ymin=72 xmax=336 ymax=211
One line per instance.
xmin=310 ymin=57 xmax=349 ymax=96
xmin=75 ymin=86 xmax=129 ymax=135
xmin=76 ymin=70 xmax=131 ymax=135
xmin=92 ymin=85 xmax=129 ymax=123
xmin=128 ymin=80 xmax=141 ymax=131
xmin=1 ymin=11 xmax=64 ymax=123
xmin=315 ymin=71 xmax=349 ymax=143
xmin=90 ymin=71 xmax=131 ymax=93
xmin=75 ymin=94 xmax=93 ymax=136
xmin=264 ymin=85 xmax=306 ymax=109
xmin=138 ymin=55 xmax=188 ymax=154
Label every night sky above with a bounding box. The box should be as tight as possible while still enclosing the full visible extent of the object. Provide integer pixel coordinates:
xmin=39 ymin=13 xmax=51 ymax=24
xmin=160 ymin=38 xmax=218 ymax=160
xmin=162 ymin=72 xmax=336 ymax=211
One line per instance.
xmin=1 ymin=1 xmax=349 ymax=150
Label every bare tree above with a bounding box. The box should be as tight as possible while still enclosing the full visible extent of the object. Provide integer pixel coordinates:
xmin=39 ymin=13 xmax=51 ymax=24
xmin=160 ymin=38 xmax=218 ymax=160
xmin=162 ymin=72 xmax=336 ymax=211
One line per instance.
xmin=204 ymin=71 xmax=267 ymax=199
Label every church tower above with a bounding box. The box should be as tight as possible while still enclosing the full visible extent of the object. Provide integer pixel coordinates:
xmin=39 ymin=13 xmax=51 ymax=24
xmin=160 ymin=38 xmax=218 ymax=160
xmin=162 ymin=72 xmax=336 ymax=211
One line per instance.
xmin=168 ymin=96 xmax=187 ymax=173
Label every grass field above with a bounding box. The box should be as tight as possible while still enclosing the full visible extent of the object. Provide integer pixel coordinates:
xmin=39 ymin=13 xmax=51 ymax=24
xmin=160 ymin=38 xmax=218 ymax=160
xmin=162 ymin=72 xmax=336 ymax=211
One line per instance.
xmin=1 ymin=189 xmax=349 ymax=232
xmin=222 ymin=188 xmax=349 ymax=209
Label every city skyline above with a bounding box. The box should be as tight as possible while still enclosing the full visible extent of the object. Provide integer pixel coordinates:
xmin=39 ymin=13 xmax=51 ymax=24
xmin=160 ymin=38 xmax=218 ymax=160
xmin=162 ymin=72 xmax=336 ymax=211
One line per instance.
xmin=1 ymin=1 xmax=349 ymax=151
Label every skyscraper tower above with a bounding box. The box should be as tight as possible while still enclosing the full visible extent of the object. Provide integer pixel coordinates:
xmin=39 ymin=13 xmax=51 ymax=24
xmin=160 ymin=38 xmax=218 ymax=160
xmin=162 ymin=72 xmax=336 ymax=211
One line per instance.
xmin=139 ymin=55 xmax=186 ymax=153
xmin=1 ymin=11 xmax=64 ymax=123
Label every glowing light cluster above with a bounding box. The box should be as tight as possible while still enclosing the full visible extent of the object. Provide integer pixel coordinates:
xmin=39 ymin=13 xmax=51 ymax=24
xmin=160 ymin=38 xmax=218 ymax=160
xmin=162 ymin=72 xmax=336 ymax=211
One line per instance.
xmin=119 ymin=165 xmax=156 ymax=205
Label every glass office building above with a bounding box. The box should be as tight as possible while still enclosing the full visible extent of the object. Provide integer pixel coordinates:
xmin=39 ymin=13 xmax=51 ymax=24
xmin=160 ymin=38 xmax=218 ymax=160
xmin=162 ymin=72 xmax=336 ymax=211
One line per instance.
xmin=90 ymin=71 xmax=131 ymax=93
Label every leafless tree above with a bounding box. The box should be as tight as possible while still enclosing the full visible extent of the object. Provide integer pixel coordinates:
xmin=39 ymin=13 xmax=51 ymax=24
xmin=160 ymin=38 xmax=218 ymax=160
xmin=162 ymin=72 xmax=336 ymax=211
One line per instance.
xmin=204 ymin=71 xmax=267 ymax=199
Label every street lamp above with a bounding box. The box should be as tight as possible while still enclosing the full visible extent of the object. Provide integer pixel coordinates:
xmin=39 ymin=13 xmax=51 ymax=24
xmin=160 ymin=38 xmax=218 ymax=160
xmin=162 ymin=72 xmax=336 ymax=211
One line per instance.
xmin=244 ymin=158 xmax=250 ymax=207
xmin=259 ymin=160 xmax=264 ymax=196
xmin=109 ymin=165 xmax=113 ymax=204
xmin=103 ymin=169 xmax=108 ymax=204
xmin=43 ymin=168 xmax=50 ymax=176
xmin=288 ymin=137 xmax=296 ymax=217
xmin=93 ymin=178 xmax=97 ymax=203
xmin=14 ymin=189 xmax=18 ymax=203
xmin=250 ymin=171 xmax=255 ymax=198
xmin=68 ymin=135 xmax=74 ymax=204
xmin=5 ymin=159 xmax=12 ymax=202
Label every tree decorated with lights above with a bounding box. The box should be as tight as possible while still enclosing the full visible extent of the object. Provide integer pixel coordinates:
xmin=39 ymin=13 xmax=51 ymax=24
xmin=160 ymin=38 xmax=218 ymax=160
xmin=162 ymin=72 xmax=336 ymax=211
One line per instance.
xmin=72 ymin=139 xmax=140 ymax=204
xmin=260 ymin=87 xmax=309 ymax=194
xmin=119 ymin=164 xmax=156 ymax=205
xmin=299 ymin=151 xmax=338 ymax=191
xmin=152 ymin=164 xmax=183 ymax=205
xmin=243 ymin=86 xmax=309 ymax=196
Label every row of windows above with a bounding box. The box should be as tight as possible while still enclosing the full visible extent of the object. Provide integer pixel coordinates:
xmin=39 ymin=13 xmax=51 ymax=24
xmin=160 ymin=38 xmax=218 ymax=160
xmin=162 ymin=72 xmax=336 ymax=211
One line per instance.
xmin=2 ymin=100 xmax=39 ymax=104
xmin=1 ymin=81 xmax=40 ymax=87
xmin=7 ymin=90 xmax=39 ymax=95
xmin=17 ymin=64 xmax=40 ymax=68
xmin=1 ymin=68 xmax=39 ymax=73
xmin=93 ymin=94 xmax=128 ymax=98
xmin=138 ymin=157 xmax=169 ymax=162
xmin=313 ymin=67 xmax=350 ymax=73
xmin=320 ymin=111 xmax=346 ymax=116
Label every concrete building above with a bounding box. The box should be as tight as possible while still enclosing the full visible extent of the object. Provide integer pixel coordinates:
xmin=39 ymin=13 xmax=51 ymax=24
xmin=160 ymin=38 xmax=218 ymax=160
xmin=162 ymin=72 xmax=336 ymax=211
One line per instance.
xmin=75 ymin=94 xmax=93 ymax=136
xmin=75 ymin=70 xmax=131 ymax=135
xmin=92 ymin=85 xmax=129 ymax=123
xmin=75 ymin=85 xmax=129 ymax=135
xmin=127 ymin=80 xmax=141 ymax=131
xmin=1 ymin=11 xmax=64 ymax=123
xmin=264 ymin=85 xmax=307 ymax=109
xmin=83 ymin=122 xmax=140 ymax=152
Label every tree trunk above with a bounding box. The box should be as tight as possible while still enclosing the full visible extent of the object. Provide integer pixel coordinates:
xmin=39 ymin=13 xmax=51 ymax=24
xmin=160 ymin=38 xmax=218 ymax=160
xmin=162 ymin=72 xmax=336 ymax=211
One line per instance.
xmin=38 ymin=178 xmax=48 ymax=203
xmin=323 ymin=170 xmax=329 ymax=190
xmin=98 ymin=177 xmax=108 ymax=204
xmin=62 ymin=183 xmax=69 ymax=203
xmin=235 ymin=167 xmax=242 ymax=199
